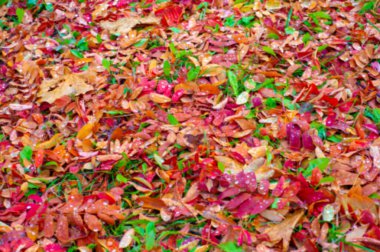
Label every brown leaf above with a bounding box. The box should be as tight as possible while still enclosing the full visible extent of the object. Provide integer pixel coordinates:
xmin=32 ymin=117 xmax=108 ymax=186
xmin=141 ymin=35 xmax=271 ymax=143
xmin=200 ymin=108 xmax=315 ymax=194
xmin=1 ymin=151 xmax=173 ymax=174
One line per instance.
xmin=37 ymin=72 xmax=96 ymax=104
xmin=264 ymin=210 xmax=304 ymax=251
xmin=100 ymin=15 xmax=160 ymax=34
xmin=136 ymin=197 xmax=167 ymax=210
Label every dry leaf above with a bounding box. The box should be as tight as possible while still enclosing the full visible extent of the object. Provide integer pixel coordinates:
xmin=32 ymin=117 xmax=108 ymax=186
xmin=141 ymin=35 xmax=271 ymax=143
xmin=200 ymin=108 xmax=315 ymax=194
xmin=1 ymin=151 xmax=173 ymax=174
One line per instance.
xmin=119 ymin=229 xmax=135 ymax=248
xmin=38 ymin=72 xmax=96 ymax=103
xmin=35 ymin=134 xmax=63 ymax=150
xmin=77 ymin=123 xmax=95 ymax=140
xmin=150 ymin=93 xmax=171 ymax=103
xmin=100 ymin=15 xmax=160 ymax=34
xmin=264 ymin=210 xmax=304 ymax=251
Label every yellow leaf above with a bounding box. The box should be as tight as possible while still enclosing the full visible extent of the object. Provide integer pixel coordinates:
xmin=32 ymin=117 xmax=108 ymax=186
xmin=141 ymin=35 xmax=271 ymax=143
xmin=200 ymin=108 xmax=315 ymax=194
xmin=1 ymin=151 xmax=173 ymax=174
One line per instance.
xmin=37 ymin=72 xmax=95 ymax=104
xmin=150 ymin=93 xmax=171 ymax=103
xmin=214 ymin=156 xmax=243 ymax=174
xmin=100 ymin=15 xmax=160 ymax=34
xmin=35 ymin=133 xmax=62 ymax=150
xmin=77 ymin=123 xmax=94 ymax=140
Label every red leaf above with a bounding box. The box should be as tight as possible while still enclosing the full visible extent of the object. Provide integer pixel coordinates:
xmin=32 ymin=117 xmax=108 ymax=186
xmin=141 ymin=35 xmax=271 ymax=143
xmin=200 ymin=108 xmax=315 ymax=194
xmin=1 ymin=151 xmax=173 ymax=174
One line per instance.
xmin=155 ymin=5 xmax=183 ymax=26
xmin=225 ymin=193 xmax=251 ymax=210
xmin=236 ymin=196 xmax=273 ymax=217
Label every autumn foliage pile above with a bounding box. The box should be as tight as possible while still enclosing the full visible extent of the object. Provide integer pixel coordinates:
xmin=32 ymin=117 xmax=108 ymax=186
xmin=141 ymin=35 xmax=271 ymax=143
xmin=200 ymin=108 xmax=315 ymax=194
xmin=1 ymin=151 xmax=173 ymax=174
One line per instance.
xmin=0 ymin=0 xmax=380 ymax=251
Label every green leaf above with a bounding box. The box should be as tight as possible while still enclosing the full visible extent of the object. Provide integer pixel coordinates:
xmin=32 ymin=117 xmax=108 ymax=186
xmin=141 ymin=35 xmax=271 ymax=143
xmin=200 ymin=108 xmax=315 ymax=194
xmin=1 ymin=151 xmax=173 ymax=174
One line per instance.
xmin=145 ymin=222 xmax=156 ymax=250
xmin=310 ymin=121 xmax=326 ymax=140
xmin=265 ymin=97 xmax=278 ymax=109
xmin=327 ymin=135 xmax=342 ymax=143
xmin=80 ymin=64 xmax=89 ymax=71
xmin=224 ymin=15 xmax=235 ymax=27
xmin=238 ymin=16 xmax=255 ymax=28
xmin=187 ymin=66 xmax=200 ymax=81
xmin=309 ymin=11 xmax=331 ymax=26
xmin=106 ymin=110 xmax=125 ymax=115
xmin=20 ymin=146 xmax=33 ymax=166
xmin=267 ymin=32 xmax=279 ymax=39
xmin=364 ymin=107 xmax=380 ymax=124
xmin=317 ymin=44 xmax=329 ymax=52
xmin=16 ymin=8 xmax=25 ymax=24
xmin=285 ymin=8 xmax=293 ymax=27
xmin=163 ymin=60 xmax=171 ymax=77
xmin=266 ymin=148 xmax=273 ymax=165
xmin=319 ymin=176 xmax=335 ymax=184
xmin=302 ymin=32 xmax=313 ymax=45
xmin=45 ymin=3 xmax=54 ymax=12
xmin=309 ymin=11 xmax=331 ymax=20
xmin=303 ymin=158 xmax=330 ymax=177
xmin=70 ymin=49 xmax=84 ymax=58
xmin=134 ymin=38 xmax=148 ymax=47
xmin=271 ymin=198 xmax=280 ymax=209
xmin=359 ymin=1 xmax=375 ymax=15
xmin=262 ymin=46 xmax=276 ymax=56
xmin=219 ymin=241 xmax=243 ymax=252
xmin=44 ymin=161 xmax=58 ymax=167
xmin=116 ymin=174 xmax=128 ymax=183
xmin=197 ymin=2 xmax=209 ymax=10
xmin=227 ymin=70 xmax=239 ymax=96
xmin=169 ymin=27 xmax=181 ymax=33
xmin=167 ymin=114 xmax=179 ymax=126
xmin=96 ymin=34 xmax=102 ymax=44
xmin=0 ymin=0 xmax=8 ymax=6
xmin=76 ymin=38 xmax=89 ymax=51
xmin=285 ymin=26 xmax=295 ymax=35
xmin=27 ymin=0 xmax=38 ymax=9
xmin=102 ymin=58 xmax=112 ymax=71
xmin=217 ymin=161 xmax=225 ymax=172
xmin=344 ymin=242 xmax=375 ymax=252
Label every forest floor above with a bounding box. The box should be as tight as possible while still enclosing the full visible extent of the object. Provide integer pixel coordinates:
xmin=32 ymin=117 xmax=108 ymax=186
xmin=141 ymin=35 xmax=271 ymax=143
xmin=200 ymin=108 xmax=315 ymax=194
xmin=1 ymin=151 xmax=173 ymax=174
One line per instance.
xmin=0 ymin=0 xmax=380 ymax=251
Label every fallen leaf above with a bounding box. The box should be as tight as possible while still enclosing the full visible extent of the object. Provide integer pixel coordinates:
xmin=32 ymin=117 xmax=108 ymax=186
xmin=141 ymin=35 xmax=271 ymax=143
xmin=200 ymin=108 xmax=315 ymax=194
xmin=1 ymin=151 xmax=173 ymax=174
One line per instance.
xmin=119 ymin=229 xmax=135 ymax=248
xmin=100 ymin=15 xmax=160 ymax=34
xmin=264 ymin=210 xmax=304 ymax=251
xmin=38 ymin=72 xmax=95 ymax=104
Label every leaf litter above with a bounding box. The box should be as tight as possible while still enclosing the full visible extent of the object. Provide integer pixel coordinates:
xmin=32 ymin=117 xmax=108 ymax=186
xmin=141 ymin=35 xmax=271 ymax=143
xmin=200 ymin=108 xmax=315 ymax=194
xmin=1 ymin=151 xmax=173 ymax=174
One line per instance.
xmin=0 ymin=0 xmax=380 ymax=251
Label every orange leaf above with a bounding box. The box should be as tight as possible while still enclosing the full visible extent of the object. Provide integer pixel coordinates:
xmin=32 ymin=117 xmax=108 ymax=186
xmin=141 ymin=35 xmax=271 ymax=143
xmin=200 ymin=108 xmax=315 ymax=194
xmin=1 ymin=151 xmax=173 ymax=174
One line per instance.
xmin=35 ymin=133 xmax=63 ymax=150
xmin=34 ymin=149 xmax=44 ymax=168
xmin=150 ymin=93 xmax=171 ymax=103
xmin=43 ymin=214 xmax=55 ymax=238
xmin=136 ymin=197 xmax=167 ymax=210
xmin=199 ymin=84 xmax=220 ymax=95
xmin=77 ymin=122 xmax=95 ymax=140
xmin=56 ymin=214 xmax=70 ymax=243
xmin=84 ymin=213 xmax=103 ymax=232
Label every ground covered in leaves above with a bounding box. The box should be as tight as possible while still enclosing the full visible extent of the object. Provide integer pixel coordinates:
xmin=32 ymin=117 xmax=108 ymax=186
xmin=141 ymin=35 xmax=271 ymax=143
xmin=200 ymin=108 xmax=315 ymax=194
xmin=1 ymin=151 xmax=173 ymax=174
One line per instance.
xmin=0 ymin=0 xmax=380 ymax=251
